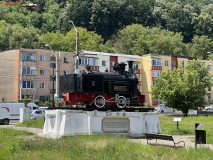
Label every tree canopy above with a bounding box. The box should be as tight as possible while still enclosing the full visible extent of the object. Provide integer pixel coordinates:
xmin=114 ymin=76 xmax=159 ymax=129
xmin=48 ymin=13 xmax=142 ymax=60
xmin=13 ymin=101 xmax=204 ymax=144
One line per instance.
xmin=0 ymin=0 xmax=213 ymax=58
xmin=151 ymin=60 xmax=212 ymax=116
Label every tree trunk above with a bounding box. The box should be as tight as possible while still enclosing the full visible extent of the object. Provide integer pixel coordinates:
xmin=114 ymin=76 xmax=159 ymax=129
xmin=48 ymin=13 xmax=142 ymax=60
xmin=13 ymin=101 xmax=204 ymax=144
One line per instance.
xmin=183 ymin=108 xmax=188 ymax=116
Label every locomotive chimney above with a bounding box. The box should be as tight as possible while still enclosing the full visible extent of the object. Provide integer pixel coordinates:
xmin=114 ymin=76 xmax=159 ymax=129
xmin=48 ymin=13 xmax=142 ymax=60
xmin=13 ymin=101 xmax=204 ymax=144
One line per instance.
xmin=127 ymin=61 xmax=134 ymax=74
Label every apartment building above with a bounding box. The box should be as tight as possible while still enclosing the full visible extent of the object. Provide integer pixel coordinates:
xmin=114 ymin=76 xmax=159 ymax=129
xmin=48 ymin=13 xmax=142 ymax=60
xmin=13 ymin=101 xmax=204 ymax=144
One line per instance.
xmin=0 ymin=48 xmax=75 ymax=102
xmin=78 ymin=51 xmax=142 ymax=90
xmin=141 ymin=53 xmax=213 ymax=106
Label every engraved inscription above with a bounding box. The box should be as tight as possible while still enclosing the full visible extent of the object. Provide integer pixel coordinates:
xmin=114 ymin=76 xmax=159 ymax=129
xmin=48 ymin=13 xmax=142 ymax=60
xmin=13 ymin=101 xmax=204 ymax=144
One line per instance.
xmin=102 ymin=118 xmax=130 ymax=133
xmin=114 ymin=86 xmax=127 ymax=92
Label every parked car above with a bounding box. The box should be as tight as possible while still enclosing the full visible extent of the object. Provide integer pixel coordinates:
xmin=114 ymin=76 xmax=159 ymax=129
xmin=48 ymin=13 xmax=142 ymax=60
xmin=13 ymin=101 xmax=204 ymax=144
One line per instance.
xmin=155 ymin=104 xmax=175 ymax=113
xmin=0 ymin=103 xmax=38 ymax=125
xmin=31 ymin=109 xmax=45 ymax=119
xmin=205 ymin=105 xmax=213 ymax=110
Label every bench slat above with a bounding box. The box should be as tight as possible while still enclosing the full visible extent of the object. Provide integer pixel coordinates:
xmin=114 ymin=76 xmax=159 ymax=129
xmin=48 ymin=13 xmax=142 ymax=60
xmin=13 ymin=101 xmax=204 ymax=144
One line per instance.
xmin=145 ymin=133 xmax=173 ymax=141
xmin=145 ymin=133 xmax=185 ymax=147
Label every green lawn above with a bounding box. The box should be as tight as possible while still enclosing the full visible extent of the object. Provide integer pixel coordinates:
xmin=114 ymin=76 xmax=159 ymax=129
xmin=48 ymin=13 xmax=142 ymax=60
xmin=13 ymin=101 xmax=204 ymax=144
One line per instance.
xmin=0 ymin=128 xmax=213 ymax=160
xmin=160 ymin=116 xmax=213 ymax=144
xmin=15 ymin=118 xmax=44 ymax=129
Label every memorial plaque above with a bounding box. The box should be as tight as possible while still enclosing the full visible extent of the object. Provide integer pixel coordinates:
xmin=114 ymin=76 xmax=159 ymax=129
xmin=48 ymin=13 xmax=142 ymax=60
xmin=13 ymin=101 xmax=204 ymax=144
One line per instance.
xmin=102 ymin=118 xmax=130 ymax=133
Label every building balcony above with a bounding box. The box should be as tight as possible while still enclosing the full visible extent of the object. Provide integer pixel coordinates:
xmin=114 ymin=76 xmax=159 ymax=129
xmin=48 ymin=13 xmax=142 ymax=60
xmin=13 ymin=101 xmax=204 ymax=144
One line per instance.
xmin=151 ymin=66 xmax=162 ymax=70
xmin=133 ymin=69 xmax=141 ymax=74
xmin=91 ymin=66 xmax=99 ymax=71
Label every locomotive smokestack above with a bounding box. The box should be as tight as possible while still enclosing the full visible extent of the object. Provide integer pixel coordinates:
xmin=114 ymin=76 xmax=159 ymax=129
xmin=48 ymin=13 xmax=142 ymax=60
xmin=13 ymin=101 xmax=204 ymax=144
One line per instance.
xmin=127 ymin=61 xmax=134 ymax=74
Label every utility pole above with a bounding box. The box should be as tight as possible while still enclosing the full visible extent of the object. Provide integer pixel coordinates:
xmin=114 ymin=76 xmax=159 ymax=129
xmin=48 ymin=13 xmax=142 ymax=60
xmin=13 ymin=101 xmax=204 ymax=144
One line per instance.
xmin=45 ymin=44 xmax=59 ymax=107
xmin=68 ymin=20 xmax=79 ymax=74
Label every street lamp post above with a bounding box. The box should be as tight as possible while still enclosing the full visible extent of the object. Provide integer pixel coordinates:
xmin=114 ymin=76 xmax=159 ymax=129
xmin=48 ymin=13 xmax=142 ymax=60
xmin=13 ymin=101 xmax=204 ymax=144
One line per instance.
xmin=45 ymin=44 xmax=59 ymax=108
xmin=68 ymin=20 xmax=79 ymax=74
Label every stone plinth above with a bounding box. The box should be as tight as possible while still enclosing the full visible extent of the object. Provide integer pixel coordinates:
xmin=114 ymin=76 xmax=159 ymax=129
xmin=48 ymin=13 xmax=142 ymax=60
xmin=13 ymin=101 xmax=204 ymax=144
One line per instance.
xmin=40 ymin=110 xmax=161 ymax=138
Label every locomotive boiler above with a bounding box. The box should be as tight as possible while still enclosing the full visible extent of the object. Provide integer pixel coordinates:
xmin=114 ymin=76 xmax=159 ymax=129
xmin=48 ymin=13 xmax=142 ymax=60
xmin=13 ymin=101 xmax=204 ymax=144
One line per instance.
xmin=60 ymin=61 xmax=145 ymax=108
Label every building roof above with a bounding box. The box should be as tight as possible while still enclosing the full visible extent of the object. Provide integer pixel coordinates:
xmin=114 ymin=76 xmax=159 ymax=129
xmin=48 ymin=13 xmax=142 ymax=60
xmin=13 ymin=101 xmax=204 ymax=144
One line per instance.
xmin=80 ymin=51 xmax=141 ymax=59
xmin=142 ymin=53 xmax=197 ymax=60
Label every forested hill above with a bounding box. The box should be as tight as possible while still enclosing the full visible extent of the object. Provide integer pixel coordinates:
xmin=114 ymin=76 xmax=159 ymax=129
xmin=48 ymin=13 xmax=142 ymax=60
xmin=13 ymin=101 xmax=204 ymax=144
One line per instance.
xmin=0 ymin=0 xmax=213 ymax=59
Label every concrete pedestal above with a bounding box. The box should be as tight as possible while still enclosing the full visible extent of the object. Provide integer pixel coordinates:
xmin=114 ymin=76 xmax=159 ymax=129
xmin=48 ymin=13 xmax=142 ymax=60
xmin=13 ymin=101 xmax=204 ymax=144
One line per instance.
xmin=19 ymin=107 xmax=31 ymax=123
xmin=41 ymin=110 xmax=161 ymax=138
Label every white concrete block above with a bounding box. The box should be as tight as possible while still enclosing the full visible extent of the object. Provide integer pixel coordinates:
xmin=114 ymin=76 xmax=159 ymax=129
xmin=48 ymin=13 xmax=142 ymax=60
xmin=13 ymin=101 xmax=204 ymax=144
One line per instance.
xmin=19 ymin=107 xmax=31 ymax=123
xmin=41 ymin=110 xmax=161 ymax=138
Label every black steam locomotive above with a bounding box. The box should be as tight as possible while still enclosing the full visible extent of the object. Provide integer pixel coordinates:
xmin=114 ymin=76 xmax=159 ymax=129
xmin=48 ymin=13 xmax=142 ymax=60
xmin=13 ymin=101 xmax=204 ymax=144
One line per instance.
xmin=60 ymin=61 xmax=145 ymax=108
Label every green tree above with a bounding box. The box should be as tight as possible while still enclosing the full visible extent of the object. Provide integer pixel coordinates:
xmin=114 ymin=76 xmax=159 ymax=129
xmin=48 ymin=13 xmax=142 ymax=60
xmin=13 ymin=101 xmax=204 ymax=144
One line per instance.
xmin=151 ymin=60 xmax=212 ymax=116
xmin=38 ymin=32 xmax=65 ymax=51
xmin=189 ymin=35 xmax=213 ymax=59
xmin=62 ymin=27 xmax=103 ymax=52
xmin=0 ymin=24 xmax=39 ymax=51
xmin=59 ymin=0 xmax=93 ymax=34
xmin=112 ymin=24 xmax=187 ymax=56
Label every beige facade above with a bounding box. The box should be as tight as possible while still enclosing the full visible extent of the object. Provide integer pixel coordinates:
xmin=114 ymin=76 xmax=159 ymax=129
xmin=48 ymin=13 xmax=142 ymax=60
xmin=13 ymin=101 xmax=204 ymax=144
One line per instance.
xmin=141 ymin=54 xmax=213 ymax=106
xmin=2 ymin=49 xmax=213 ymax=105
xmin=0 ymin=48 xmax=75 ymax=102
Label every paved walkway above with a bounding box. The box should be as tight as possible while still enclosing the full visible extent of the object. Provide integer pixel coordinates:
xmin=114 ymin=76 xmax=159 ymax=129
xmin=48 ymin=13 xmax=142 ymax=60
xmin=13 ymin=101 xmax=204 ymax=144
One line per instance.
xmin=0 ymin=124 xmax=43 ymax=135
xmin=129 ymin=135 xmax=213 ymax=150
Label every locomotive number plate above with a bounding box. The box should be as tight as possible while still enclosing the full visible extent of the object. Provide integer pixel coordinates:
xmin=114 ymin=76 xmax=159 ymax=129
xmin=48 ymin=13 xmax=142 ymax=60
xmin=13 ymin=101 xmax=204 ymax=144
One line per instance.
xmin=114 ymin=86 xmax=127 ymax=92
xmin=102 ymin=118 xmax=130 ymax=133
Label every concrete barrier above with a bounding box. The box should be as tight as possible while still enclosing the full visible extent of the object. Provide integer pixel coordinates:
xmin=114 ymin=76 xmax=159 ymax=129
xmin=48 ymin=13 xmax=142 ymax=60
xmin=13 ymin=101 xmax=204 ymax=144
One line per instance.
xmin=40 ymin=110 xmax=161 ymax=138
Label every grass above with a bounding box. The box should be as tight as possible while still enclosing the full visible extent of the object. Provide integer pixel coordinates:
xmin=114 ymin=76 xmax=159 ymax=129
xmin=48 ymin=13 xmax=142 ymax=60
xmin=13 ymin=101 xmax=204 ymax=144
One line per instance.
xmin=15 ymin=115 xmax=213 ymax=144
xmin=160 ymin=115 xmax=213 ymax=144
xmin=0 ymin=128 xmax=213 ymax=160
xmin=15 ymin=118 xmax=44 ymax=129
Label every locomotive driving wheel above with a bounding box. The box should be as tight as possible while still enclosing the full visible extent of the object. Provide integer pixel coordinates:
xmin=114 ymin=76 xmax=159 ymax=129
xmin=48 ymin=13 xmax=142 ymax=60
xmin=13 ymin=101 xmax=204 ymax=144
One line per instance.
xmin=116 ymin=96 xmax=127 ymax=108
xmin=94 ymin=95 xmax=105 ymax=108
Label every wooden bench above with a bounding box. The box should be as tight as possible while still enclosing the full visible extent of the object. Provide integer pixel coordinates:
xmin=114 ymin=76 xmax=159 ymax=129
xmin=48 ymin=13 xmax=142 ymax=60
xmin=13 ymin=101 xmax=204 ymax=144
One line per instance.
xmin=145 ymin=133 xmax=185 ymax=147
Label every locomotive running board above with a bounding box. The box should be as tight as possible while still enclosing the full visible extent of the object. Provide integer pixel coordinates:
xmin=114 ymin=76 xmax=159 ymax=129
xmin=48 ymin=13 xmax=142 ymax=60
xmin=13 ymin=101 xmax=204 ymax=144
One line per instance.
xmin=47 ymin=107 xmax=155 ymax=112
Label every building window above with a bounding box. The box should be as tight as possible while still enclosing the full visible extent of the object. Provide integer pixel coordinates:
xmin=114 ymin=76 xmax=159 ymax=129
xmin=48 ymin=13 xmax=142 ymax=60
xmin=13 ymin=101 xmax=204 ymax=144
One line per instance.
xmin=87 ymin=58 xmax=98 ymax=66
xmin=21 ymin=81 xmax=35 ymax=89
xmin=152 ymin=70 xmax=161 ymax=77
xmin=171 ymin=61 xmax=176 ymax=65
xmin=208 ymin=65 xmax=211 ymax=70
xmin=22 ymin=67 xmax=36 ymax=75
xmin=151 ymin=58 xmax=162 ymax=66
xmin=50 ymin=89 xmax=56 ymax=94
xmin=79 ymin=57 xmax=87 ymax=65
xmin=64 ymin=57 xmax=69 ymax=63
xmin=133 ymin=63 xmax=139 ymax=69
xmin=102 ymin=61 xmax=106 ymax=66
xmin=208 ymin=86 xmax=211 ymax=91
xmin=40 ymin=55 xmax=45 ymax=61
xmin=208 ymin=95 xmax=211 ymax=103
xmin=151 ymin=81 xmax=155 ymax=86
xmin=180 ymin=61 xmax=184 ymax=67
xmin=40 ymin=69 xmax=45 ymax=75
xmin=21 ymin=52 xmax=35 ymax=61
xmin=40 ymin=83 xmax=45 ymax=88
xmin=110 ymin=61 xmax=115 ymax=66
xmin=79 ymin=57 xmax=98 ymax=66
xmin=165 ymin=61 xmax=169 ymax=66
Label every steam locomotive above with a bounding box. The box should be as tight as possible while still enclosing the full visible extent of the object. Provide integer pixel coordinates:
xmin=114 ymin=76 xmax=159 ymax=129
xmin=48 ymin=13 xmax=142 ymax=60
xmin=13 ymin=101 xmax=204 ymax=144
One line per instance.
xmin=60 ymin=61 xmax=145 ymax=108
